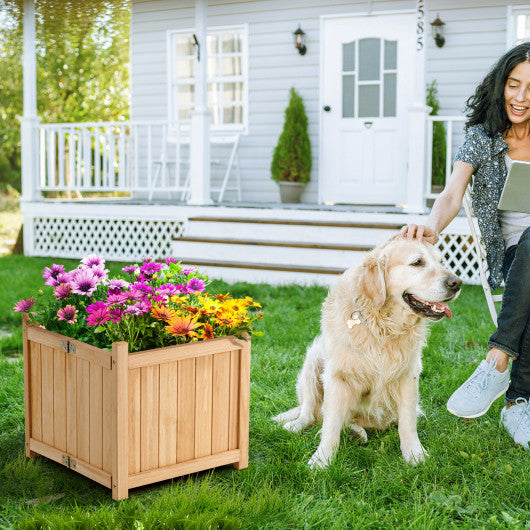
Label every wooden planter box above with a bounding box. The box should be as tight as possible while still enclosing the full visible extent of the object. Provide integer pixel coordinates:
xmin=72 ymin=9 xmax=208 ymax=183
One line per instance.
xmin=22 ymin=316 xmax=250 ymax=500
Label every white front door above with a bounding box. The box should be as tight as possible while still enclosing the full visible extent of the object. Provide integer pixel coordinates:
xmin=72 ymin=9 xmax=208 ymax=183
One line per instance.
xmin=321 ymin=14 xmax=415 ymax=204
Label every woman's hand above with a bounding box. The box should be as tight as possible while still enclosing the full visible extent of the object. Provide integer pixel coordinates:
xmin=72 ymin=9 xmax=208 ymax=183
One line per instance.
xmin=398 ymin=224 xmax=439 ymax=245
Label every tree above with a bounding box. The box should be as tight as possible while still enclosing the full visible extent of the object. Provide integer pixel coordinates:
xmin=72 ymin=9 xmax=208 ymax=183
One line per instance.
xmin=271 ymin=87 xmax=312 ymax=183
xmin=0 ymin=0 xmax=130 ymax=190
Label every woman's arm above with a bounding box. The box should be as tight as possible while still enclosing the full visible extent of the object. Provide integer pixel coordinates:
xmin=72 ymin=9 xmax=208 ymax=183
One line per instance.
xmin=400 ymin=161 xmax=475 ymax=243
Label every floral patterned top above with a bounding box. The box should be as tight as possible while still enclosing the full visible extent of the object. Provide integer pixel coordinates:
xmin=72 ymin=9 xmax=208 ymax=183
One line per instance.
xmin=454 ymin=124 xmax=509 ymax=290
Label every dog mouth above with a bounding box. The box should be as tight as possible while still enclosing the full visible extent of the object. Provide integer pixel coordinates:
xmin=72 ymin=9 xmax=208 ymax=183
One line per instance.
xmin=402 ymin=293 xmax=454 ymax=320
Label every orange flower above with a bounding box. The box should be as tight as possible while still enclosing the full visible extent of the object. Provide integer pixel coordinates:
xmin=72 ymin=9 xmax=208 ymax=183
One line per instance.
xmin=151 ymin=305 xmax=177 ymax=322
xmin=199 ymin=323 xmax=215 ymax=340
xmin=165 ymin=315 xmax=203 ymax=337
xmin=215 ymin=293 xmax=230 ymax=301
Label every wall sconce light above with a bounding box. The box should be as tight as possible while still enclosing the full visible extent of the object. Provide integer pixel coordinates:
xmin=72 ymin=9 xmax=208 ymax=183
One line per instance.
xmin=430 ymin=14 xmax=445 ymax=48
xmin=294 ymin=26 xmax=307 ymax=55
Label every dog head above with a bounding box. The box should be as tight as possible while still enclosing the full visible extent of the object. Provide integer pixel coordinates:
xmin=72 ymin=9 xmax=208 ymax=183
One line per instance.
xmin=358 ymin=239 xmax=461 ymax=321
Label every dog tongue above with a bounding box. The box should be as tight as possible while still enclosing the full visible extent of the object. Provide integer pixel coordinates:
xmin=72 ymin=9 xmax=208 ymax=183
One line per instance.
xmin=434 ymin=301 xmax=452 ymax=318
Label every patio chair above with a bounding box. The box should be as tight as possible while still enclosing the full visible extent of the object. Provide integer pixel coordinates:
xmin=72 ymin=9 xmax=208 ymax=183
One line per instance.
xmin=462 ymin=185 xmax=503 ymax=326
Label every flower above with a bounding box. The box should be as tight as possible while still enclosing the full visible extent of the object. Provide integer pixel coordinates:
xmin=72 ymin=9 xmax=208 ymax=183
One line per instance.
xmin=165 ymin=315 xmax=203 ymax=337
xmin=166 ymin=257 xmax=178 ymax=265
xmin=90 ymin=264 xmax=109 ymax=281
xmin=53 ymin=283 xmax=72 ymax=300
xmin=70 ymin=268 xmax=99 ymax=296
xmin=57 ymin=305 xmax=78 ymax=324
xmin=151 ymin=305 xmax=177 ymax=322
xmin=87 ymin=301 xmax=108 ymax=314
xmin=199 ymin=323 xmax=215 ymax=340
xmin=13 ymin=297 xmax=36 ymax=313
xmin=86 ymin=307 xmax=111 ymax=326
xmin=187 ymin=278 xmax=206 ymax=293
xmin=81 ymin=254 xmax=105 ymax=268
xmin=42 ymin=264 xmax=65 ymax=283
xmin=122 ymin=265 xmax=139 ymax=274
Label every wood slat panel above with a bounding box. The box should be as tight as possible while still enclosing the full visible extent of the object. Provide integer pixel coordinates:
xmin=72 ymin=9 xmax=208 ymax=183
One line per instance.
xmin=29 ymin=342 xmax=42 ymax=442
xmin=194 ymin=355 xmax=213 ymax=459
xmin=128 ymin=368 xmax=141 ymax=474
xmin=129 ymin=336 xmax=245 ymax=369
xmin=234 ymin=339 xmax=251 ymax=470
xmin=140 ymin=365 xmax=159 ymax=471
xmin=177 ymin=358 xmax=195 ymax=463
xmin=212 ymin=352 xmax=230 ymax=454
xmin=53 ymin=348 xmax=67 ymax=452
xmin=89 ymin=364 xmax=103 ymax=469
xmin=158 ymin=361 xmax=178 ymax=467
xmin=229 ymin=350 xmax=240 ymax=450
xmin=41 ymin=345 xmax=54 ymax=446
xmin=66 ymin=355 xmax=77 ymax=455
xmin=76 ymin=359 xmax=90 ymax=462
xmin=102 ymin=367 xmax=113 ymax=473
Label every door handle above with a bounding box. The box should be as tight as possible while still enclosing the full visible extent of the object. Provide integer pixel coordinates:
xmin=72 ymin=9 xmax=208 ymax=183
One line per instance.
xmin=323 ymin=105 xmax=331 ymax=112
xmin=364 ymin=121 xmax=373 ymax=128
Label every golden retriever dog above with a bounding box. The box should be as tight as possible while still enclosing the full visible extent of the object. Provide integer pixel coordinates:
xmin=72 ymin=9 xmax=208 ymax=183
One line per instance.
xmin=273 ymin=238 xmax=461 ymax=468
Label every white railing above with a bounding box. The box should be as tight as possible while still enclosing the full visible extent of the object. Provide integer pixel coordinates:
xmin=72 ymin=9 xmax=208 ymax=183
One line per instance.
xmin=425 ymin=115 xmax=466 ymax=201
xmin=38 ymin=121 xmax=190 ymax=196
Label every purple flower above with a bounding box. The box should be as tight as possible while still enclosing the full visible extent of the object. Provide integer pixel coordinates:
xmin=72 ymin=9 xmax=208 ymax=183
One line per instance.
xmin=86 ymin=308 xmax=111 ymax=326
xmin=122 ymin=265 xmax=138 ymax=275
xmin=125 ymin=301 xmax=151 ymax=316
xmin=108 ymin=307 xmax=125 ymax=323
xmin=87 ymin=301 xmax=108 ymax=314
xmin=151 ymin=295 xmax=165 ymax=303
xmin=42 ymin=264 xmax=65 ymax=282
xmin=131 ymin=282 xmax=154 ymax=295
xmin=106 ymin=293 xmax=128 ymax=305
xmin=157 ymin=284 xmax=180 ymax=297
xmin=108 ymin=279 xmax=129 ymax=290
xmin=54 ymin=283 xmax=72 ymax=300
xmin=70 ymin=268 xmax=99 ymax=296
xmin=81 ymin=254 xmax=105 ymax=268
xmin=187 ymin=278 xmax=206 ymax=293
xmin=182 ymin=267 xmax=197 ymax=276
xmin=13 ymin=297 xmax=36 ymax=313
xmin=90 ymin=264 xmax=109 ymax=281
xmin=57 ymin=305 xmax=78 ymax=324
xmin=166 ymin=257 xmax=178 ymax=265
xmin=56 ymin=272 xmax=73 ymax=284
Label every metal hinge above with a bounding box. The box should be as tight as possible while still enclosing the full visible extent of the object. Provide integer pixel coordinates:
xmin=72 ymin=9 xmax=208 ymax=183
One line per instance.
xmin=61 ymin=340 xmax=76 ymax=354
xmin=61 ymin=455 xmax=77 ymax=469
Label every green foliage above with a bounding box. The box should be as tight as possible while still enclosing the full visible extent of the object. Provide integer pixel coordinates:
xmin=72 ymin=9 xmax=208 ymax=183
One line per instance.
xmin=1 ymin=256 xmax=529 ymax=526
xmin=426 ymin=80 xmax=447 ymax=187
xmin=0 ymin=0 xmax=130 ymax=191
xmin=271 ymin=87 xmax=312 ymax=183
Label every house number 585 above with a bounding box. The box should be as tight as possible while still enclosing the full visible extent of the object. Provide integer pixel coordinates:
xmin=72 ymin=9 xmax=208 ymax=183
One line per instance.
xmin=417 ymin=0 xmax=425 ymax=50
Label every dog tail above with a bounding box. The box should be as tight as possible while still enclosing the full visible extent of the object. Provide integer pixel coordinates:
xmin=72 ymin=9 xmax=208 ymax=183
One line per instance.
xmin=272 ymin=406 xmax=301 ymax=425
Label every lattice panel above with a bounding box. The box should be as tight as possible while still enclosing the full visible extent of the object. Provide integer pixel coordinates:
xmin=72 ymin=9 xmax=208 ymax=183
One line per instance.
xmin=436 ymin=233 xmax=480 ymax=285
xmin=32 ymin=217 xmax=184 ymax=261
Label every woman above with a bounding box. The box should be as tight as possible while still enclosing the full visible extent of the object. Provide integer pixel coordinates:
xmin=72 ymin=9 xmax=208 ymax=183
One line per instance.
xmin=401 ymin=43 xmax=530 ymax=450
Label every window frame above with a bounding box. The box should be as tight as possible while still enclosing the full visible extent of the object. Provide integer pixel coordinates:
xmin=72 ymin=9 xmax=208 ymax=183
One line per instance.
xmin=167 ymin=24 xmax=249 ymax=134
xmin=507 ymin=5 xmax=530 ymax=48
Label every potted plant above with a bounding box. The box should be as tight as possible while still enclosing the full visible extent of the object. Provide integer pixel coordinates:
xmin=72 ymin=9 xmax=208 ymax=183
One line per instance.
xmin=15 ymin=256 xmax=262 ymax=499
xmin=271 ymin=87 xmax=312 ymax=203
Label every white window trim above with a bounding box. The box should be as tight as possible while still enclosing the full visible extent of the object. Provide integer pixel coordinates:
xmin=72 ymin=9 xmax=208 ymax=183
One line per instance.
xmin=167 ymin=24 xmax=249 ymax=135
xmin=507 ymin=5 xmax=530 ymax=49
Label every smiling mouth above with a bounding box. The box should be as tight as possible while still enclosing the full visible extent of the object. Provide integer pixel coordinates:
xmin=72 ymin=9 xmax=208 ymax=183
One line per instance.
xmin=402 ymin=293 xmax=454 ymax=320
xmin=510 ymin=104 xmax=528 ymax=114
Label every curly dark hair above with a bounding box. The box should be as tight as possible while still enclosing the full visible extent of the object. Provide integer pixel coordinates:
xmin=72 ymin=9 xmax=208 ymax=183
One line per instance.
xmin=465 ymin=42 xmax=530 ymax=136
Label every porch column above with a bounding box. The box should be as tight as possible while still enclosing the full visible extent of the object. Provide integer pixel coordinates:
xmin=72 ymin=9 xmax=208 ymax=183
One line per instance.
xmin=20 ymin=0 xmax=41 ymax=203
xmin=404 ymin=2 xmax=429 ymax=214
xmin=187 ymin=0 xmax=212 ymax=205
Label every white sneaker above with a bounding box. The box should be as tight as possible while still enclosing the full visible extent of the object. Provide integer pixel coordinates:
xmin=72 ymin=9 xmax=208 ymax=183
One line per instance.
xmin=501 ymin=398 xmax=530 ymax=451
xmin=446 ymin=358 xmax=509 ymax=418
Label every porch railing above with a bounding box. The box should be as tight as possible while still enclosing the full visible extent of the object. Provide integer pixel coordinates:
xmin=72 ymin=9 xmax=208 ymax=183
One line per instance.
xmin=38 ymin=121 xmax=189 ymax=196
xmin=425 ymin=115 xmax=466 ymax=201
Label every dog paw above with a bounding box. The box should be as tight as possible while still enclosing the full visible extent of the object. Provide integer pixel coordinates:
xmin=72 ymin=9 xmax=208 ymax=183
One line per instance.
xmin=349 ymin=424 xmax=368 ymax=443
xmin=401 ymin=443 xmax=429 ymax=465
xmin=308 ymin=447 xmax=333 ymax=469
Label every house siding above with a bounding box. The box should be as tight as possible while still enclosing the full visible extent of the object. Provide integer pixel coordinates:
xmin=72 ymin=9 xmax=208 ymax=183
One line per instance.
xmin=131 ymin=0 xmax=530 ymax=203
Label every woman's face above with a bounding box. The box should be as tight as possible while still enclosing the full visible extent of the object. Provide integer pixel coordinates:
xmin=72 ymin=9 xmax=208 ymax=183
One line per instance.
xmin=504 ymin=61 xmax=530 ymax=124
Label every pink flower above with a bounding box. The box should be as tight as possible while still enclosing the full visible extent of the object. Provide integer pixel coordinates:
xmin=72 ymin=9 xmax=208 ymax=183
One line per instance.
xmin=81 ymin=254 xmax=105 ymax=268
xmin=70 ymin=268 xmax=99 ymax=296
xmin=90 ymin=264 xmax=109 ymax=281
xmin=106 ymin=293 xmax=128 ymax=305
xmin=13 ymin=298 xmax=36 ymax=313
xmin=54 ymin=283 xmax=72 ymax=300
xmin=87 ymin=301 xmax=107 ymax=314
xmin=108 ymin=307 xmax=125 ymax=323
xmin=165 ymin=257 xmax=178 ymax=265
xmin=187 ymin=278 xmax=206 ymax=293
xmin=42 ymin=264 xmax=65 ymax=282
xmin=122 ymin=265 xmax=138 ymax=274
xmin=57 ymin=305 xmax=78 ymax=324
xmin=86 ymin=307 xmax=111 ymax=326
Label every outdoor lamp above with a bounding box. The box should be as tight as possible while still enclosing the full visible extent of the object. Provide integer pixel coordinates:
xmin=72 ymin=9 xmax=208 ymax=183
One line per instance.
xmin=294 ymin=26 xmax=307 ymax=55
xmin=430 ymin=14 xmax=445 ymax=48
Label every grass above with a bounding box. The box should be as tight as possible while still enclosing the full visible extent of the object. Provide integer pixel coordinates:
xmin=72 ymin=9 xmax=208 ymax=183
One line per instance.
xmin=1 ymin=255 xmax=530 ymax=529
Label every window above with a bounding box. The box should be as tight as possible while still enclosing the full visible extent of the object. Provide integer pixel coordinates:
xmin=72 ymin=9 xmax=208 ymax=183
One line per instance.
xmin=341 ymin=37 xmax=397 ymax=119
xmin=508 ymin=6 xmax=530 ymax=47
xmin=168 ymin=26 xmax=248 ymax=132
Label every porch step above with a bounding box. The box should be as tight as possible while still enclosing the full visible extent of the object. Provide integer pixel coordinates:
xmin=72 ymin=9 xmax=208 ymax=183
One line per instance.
xmin=171 ymin=215 xmax=401 ymax=285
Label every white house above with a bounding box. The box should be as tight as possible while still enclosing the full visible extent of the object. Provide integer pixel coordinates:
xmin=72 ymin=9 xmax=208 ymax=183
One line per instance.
xmin=18 ymin=0 xmax=530 ymax=284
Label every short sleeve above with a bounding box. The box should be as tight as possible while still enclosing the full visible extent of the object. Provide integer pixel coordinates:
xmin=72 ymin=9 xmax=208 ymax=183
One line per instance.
xmin=454 ymin=126 xmax=488 ymax=170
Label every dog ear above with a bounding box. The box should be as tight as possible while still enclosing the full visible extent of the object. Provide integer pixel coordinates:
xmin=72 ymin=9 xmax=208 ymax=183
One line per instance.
xmin=359 ymin=251 xmax=387 ymax=309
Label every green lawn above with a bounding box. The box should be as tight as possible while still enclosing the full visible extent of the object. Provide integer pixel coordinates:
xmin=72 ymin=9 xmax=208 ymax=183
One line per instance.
xmin=1 ymin=255 xmax=529 ymax=529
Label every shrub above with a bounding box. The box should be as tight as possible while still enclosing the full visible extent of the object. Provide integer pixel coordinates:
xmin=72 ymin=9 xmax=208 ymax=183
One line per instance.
xmin=426 ymin=80 xmax=447 ymax=188
xmin=271 ymin=87 xmax=312 ymax=183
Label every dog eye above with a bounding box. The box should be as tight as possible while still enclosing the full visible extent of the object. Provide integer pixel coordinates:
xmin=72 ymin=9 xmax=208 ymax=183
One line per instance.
xmin=410 ymin=258 xmax=424 ymax=267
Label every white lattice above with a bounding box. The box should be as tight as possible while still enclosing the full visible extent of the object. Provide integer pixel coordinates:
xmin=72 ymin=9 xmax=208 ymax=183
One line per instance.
xmin=436 ymin=233 xmax=481 ymax=285
xmin=32 ymin=217 xmax=184 ymax=261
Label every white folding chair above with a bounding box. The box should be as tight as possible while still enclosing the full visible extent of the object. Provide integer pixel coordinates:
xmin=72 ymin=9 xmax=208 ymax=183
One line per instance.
xmin=463 ymin=185 xmax=503 ymax=326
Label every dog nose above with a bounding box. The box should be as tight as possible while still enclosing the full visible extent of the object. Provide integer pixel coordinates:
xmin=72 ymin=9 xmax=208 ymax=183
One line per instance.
xmin=445 ymin=276 xmax=462 ymax=291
